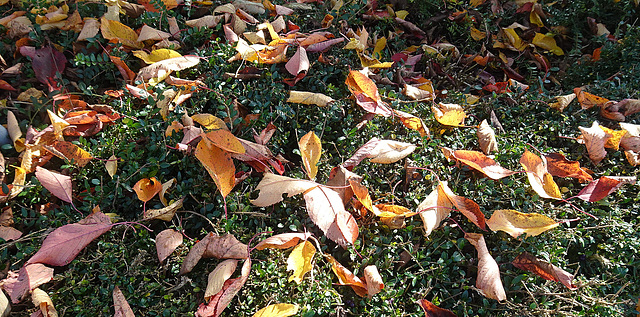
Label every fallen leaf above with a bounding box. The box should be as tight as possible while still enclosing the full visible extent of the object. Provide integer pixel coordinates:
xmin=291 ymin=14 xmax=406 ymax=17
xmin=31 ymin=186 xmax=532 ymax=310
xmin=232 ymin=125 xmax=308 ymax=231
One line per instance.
xmin=159 ymin=178 xmax=176 ymax=207
xmin=465 ymin=233 xmax=506 ymax=301
xmin=602 ymin=99 xmax=640 ymax=121
xmin=26 ymin=211 xmax=112 ymax=266
xmin=192 ymin=114 xmax=228 ymax=131
xmin=544 ymin=153 xmax=593 ymax=183
xmin=156 ymin=229 xmax=183 ymax=262
xmin=133 ymin=48 xmax=182 ymax=64
xmin=363 ymin=265 xmax=384 ymax=299
xmin=433 ymin=103 xmax=466 ymax=127
xmin=442 ymin=148 xmax=516 ymax=180
xmin=200 ymin=129 xmax=245 ymax=154
xmin=179 ymin=233 xmax=248 ymax=276
xmin=286 ymin=91 xmax=334 ymax=107
xmin=394 ymin=110 xmax=430 ymax=138
xmin=575 ymin=176 xmax=636 ymax=202
xmin=195 ymin=258 xmax=251 ymax=317
xmin=486 ymin=209 xmax=558 ymax=238
xmin=549 ymin=93 xmax=576 ymax=112
xmin=299 ymin=131 xmax=321 ymax=180
xmin=205 ymin=259 xmax=238 ymax=301
xmin=512 ymin=252 xmax=577 ymax=289
xmin=144 ymin=197 xmax=183 ymax=221
xmin=100 ymin=17 xmax=143 ymax=49
xmin=254 ymin=232 xmax=312 ymax=250
xmin=439 ymin=182 xmax=486 ymax=230
xmin=252 ymin=304 xmax=299 ymax=317
xmin=24 ymin=46 xmax=66 ymax=90
xmin=49 ymin=141 xmax=93 ymax=167
xmin=477 ymin=119 xmax=498 ymax=154
xmin=345 ymin=70 xmax=392 ymax=117
xmin=304 ymin=186 xmax=358 ymax=247
xmin=573 ymin=87 xmax=609 ymax=110
xmin=31 ymin=288 xmax=57 ymax=317
xmin=287 ymin=240 xmax=315 ymax=283
xmin=1 ymin=264 xmax=53 ymax=303
xmin=579 ymin=121 xmax=611 ymax=165
xmin=195 ymin=139 xmax=236 ymax=198
xmin=520 ymin=150 xmax=561 ymax=199
xmin=133 ymin=177 xmax=162 ymax=203
xmin=418 ymin=187 xmax=453 ymax=236
xmin=137 ymin=24 xmax=171 ymax=42
xmin=106 ymin=155 xmax=117 ymax=178
xmin=135 ymin=55 xmax=200 ymax=85
xmin=532 ymin=33 xmax=564 ymax=55
xmin=366 ymin=140 xmax=417 ymax=164
xmin=35 ymin=166 xmax=73 ymax=204
xmin=285 ymin=46 xmax=309 ymax=76
xmin=0 ymin=290 xmax=8 ymax=316
xmin=418 ymin=299 xmax=457 ymax=317
xmin=0 ymin=227 xmax=22 ymax=241
xmin=326 ymin=255 xmax=367 ymax=297
xmin=250 ymin=173 xmax=317 ymax=207
xmin=350 ymin=179 xmax=374 ymax=215
xmin=112 ymin=286 xmax=135 ymax=317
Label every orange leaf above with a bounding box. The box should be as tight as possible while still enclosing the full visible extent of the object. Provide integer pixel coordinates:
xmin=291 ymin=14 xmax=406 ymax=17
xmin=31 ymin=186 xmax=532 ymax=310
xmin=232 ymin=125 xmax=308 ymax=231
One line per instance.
xmin=465 ymin=233 xmax=506 ymax=301
xmin=254 ymin=232 xmax=312 ymax=250
xmin=418 ymin=299 xmax=457 ymax=317
xmin=133 ymin=177 xmax=162 ymax=203
xmin=573 ymin=87 xmax=609 ymax=109
xmin=298 ymin=131 xmax=321 ymax=180
xmin=395 ymin=110 xmax=430 ymax=137
xmin=195 ymin=139 xmax=236 ymax=198
xmin=512 ymin=252 xmax=576 ymax=289
xmin=201 ymin=129 xmax=245 ymax=154
xmin=110 ymin=55 xmax=136 ymax=83
xmin=544 ymin=153 xmax=592 ymax=182
xmin=519 ymin=149 xmax=561 ymax=199
xmin=50 ymin=141 xmax=93 ymax=167
xmin=345 ymin=70 xmax=381 ymax=103
xmin=442 ymin=148 xmax=516 ymax=180
xmin=350 ymin=179 xmax=373 ymax=216
xmin=63 ymin=110 xmax=98 ymax=125
xmin=438 ymin=182 xmax=486 ymax=230
xmin=326 ymin=255 xmax=368 ymax=297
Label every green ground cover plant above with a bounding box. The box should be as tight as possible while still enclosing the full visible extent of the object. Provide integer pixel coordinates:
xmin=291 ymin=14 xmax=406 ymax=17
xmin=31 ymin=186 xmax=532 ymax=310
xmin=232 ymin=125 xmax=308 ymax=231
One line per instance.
xmin=0 ymin=0 xmax=639 ymax=316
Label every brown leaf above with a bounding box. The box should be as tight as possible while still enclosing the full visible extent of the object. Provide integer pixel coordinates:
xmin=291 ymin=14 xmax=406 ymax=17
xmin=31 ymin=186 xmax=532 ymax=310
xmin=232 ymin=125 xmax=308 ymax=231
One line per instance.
xmin=113 ymin=286 xmax=135 ymax=317
xmin=179 ymin=233 xmax=248 ymax=276
xmin=477 ymin=120 xmax=498 ymax=154
xmin=137 ymin=24 xmax=171 ymax=42
xmin=135 ymin=55 xmax=200 ymax=84
xmin=519 ymin=150 xmax=561 ymax=199
xmin=156 ymin=229 xmax=183 ymax=262
xmin=576 ymin=176 xmax=636 ymax=202
xmin=26 ymin=212 xmax=112 ymax=266
xmin=195 ymin=258 xmax=251 ymax=317
xmin=35 ymin=166 xmax=73 ymax=204
xmin=602 ymin=99 xmax=640 ymax=121
xmin=418 ymin=299 xmax=457 ymax=317
xmin=254 ymin=232 xmax=312 ymax=250
xmin=549 ymin=93 xmax=576 ymax=112
xmin=512 ymin=252 xmax=576 ymax=289
xmin=438 ymin=182 xmax=486 ymax=230
xmin=1 ymin=264 xmax=54 ymax=303
xmin=442 ymin=148 xmax=516 ymax=180
xmin=544 ymin=153 xmax=593 ymax=183
xmin=49 ymin=141 xmax=93 ymax=167
xmin=144 ymin=197 xmax=183 ymax=221
xmin=326 ymin=255 xmax=367 ymax=297
xmin=465 ymin=233 xmax=506 ymax=301
xmin=363 ymin=265 xmax=384 ymax=299
xmin=579 ymin=121 xmax=611 ymax=165
xmin=304 ymin=186 xmax=358 ymax=247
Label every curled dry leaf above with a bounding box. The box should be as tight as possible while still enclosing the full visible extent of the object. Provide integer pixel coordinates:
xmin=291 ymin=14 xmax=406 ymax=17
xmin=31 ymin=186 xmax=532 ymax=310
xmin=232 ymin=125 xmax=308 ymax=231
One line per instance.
xmin=254 ymin=232 xmax=312 ymax=250
xmin=394 ymin=110 xmax=430 ymax=138
xmin=373 ymin=204 xmax=416 ymax=229
xmin=195 ymin=258 xmax=251 ymax=317
xmin=366 ymin=140 xmax=417 ymax=164
xmin=298 ymin=131 xmax=321 ymax=180
xmin=286 ymin=91 xmax=334 ymax=107
xmin=363 ymin=265 xmax=384 ymax=299
xmin=519 ymin=149 xmax=561 ymax=199
xmin=205 ymin=259 xmax=238 ymax=301
xmin=35 ymin=166 xmax=73 ymax=204
xmin=251 ymin=173 xmax=317 ymax=207
xmin=135 ymin=55 xmax=200 ymax=85
xmin=287 ymin=240 xmax=315 ymax=283
xmin=573 ymin=87 xmax=609 ymax=110
xmin=477 ymin=120 xmax=498 ymax=154
xmin=549 ymin=93 xmax=576 ymax=112
xmin=576 ymin=176 xmax=636 ymax=202
xmin=486 ymin=209 xmax=558 ymax=238
xmin=179 ymin=233 xmax=248 ymax=276
xmin=418 ymin=187 xmax=453 ymax=237
xmin=512 ymin=252 xmax=577 ymax=289
xmin=1 ymin=264 xmax=54 ymax=303
xmin=159 ymin=178 xmax=176 ymax=207
xmin=304 ymin=186 xmax=358 ymax=247
xmin=112 ymin=286 xmax=135 ymax=317
xmin=418 ymin=299 xmax=457 ymax=317
xmin=544 ymin=153 xmax=593 ymax=183
xmin=27 ymin=211 xmax=112 ymax=266
xmin=326 ymin=255 xmax=367 ymax=297
xmin=579 ymin=122 xmax=611 ymax=165
xmin=602 ymin=99 xmax=640 ymax=121
xmin=252 ymin=304 xmax=299 ymax=317
xmin=442 ymin=148 xmax=516 ymax=180
xmin=285 ymin=46 xmax=309 ymax=76
xmin=144 ymin=197 xmax=183 ymax=221
xmin=133 ymin=177 xmax=162 ymax=203
xmin=433 ymin=103 xmax=466 ymax=127
xmin=31 ymin=288 xmax=57 ymax=317
xmin=156 ymin=229 xmax=183 ymax=262
xmin=465 ymin=233 xmax=506 ymax=301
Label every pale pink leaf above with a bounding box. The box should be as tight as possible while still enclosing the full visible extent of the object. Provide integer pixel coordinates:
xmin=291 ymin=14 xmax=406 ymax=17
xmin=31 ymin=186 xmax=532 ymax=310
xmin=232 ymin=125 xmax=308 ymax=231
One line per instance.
xmin=179 ymin=233 xmax=248 ymax=276
xmin=285 ymin=46 xmax=309 ymax=76
xmin=35 ymin=166 xmax=73 ymax=204
xmin=113 ymin=285 xmax=135 ymax=317
xmin=0 ymin=264 xmax=53 ymax=303
xmin=156 ymin=229 xmax=183 ymax=262
xmin=26 ymin=212 xmax=112 ymax=266
xmin=303 ymin=186 xmax=358 ymax=247
xmin=305 ymin=38 xmax=345 ymax=52
xmin=0 ymin=227 xmax=22 ymax=241
xmin=195 ymin=258 xmax=251 ymax=317
xmin=465 ymin=233 xmax=506 ymax=301
xmin=254 ymin=232 xmax=312 ymax=250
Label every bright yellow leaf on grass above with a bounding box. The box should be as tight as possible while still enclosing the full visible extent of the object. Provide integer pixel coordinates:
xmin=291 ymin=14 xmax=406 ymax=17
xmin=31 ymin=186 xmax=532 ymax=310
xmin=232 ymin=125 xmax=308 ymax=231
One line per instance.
xmin=299 ymin=131 xmax=321 ymax=180
xmin=100 ymin=17 xmax=143 ymax=49
xmin=286 ymin=91 xmax=334 ymax=107
xmin=503 ymin=28 xmax=527 ymax=51
xmin=191 ymin=114 xmax=228 ymax=131
xmin=470 ymin=27 xmax=487 ymax=41
xmin=287 ymin=240 xmax=315 ymax=284
xmin=598 ymin=125 xmax=627 ymax=150
xmin=133 ymin=49 xmax=182 ymax=64
xmin=106 ymin=155 xmax=117 ymax=178
xmin=532 ymin=33 xmax=564 ymax=55
xmin=486 ymin=209 xmax=559 ymax=238
xmin=253 ymin=304 xmax=299 ymax=317
xmin=46 ymin=110 xmax=69 ymax=141
xmin=372 ymin=37 xmax=386 ymax=59
xmin=433 ymin=103 xmax=466 ymax=127
xmin=201 ymin=129 xmax=245 ymax=154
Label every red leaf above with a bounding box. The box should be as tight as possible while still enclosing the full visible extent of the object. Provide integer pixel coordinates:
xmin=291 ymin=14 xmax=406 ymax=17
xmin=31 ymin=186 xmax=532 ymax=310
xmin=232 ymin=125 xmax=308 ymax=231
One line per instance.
xmin=113 ymin=285 xmax=135 ymax=317
xmin=26 ymin=212 xmax=112 ymax=266
xmin=575 ymin=176 xmax=636 ymax=202
xmin=512 ymin=252 xmax=576 ymax=289
xmin=418 ymin=299 xmax=457 ymax=317
xmin=195 ymin=258 xmax=251 ymax=317
xmin=35 ymin=166 xmax=73 ymax=204
xmin=21 ymin=46 xmax=66 ymax=91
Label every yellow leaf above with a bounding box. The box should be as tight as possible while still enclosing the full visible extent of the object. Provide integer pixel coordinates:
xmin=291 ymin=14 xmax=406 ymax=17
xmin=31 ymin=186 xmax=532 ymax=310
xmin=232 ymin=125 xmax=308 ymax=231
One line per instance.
xmin=299 ymin=131 xmax=321 ymax=180
xmin=286 ymin=91 xmax=334 ymax=107
xmin=486 ymin=209 xmax=559 ymax=238
xmin=532 ymin=33 xmax=564 ymax=55
xmin=192 ymin=114 xmax=228 ymax=130
xmin=253 ymin=303 xmax=299 ymax=317
xmin=598 ymin=125 xmax=627 ymax=150
xmin=201 ymin=129 xmax=245 ymax=154
xmin=133 ymin=48 xmax=182 ymax=64
xmin=530 ymin=11 xmax=544 ymax=27
xmin=50 ymin=141 xmax=93 ymax=167
xmin=503 ymin=28 xmax=526 ymax=51
xmin=46 ymin=109 xmax=69 ymax=141
xmin=470 ymin=27 xmax=487 ymax=41
xmin=195 ymin=139 xmax=236 ymax=197
xmin=100 ymin=17 xmax=143 ymax=49
xmin=395 ymin=10 xmax=409 ymax=20
xmin=372 ymin=37 xmax=386 ymax=59
xmin=433 ymin=103 xmax=466 ymax=127
xmin=105 ymin=155 xmax=117 ymax=179
xmin=286 ymin=240 xmax=315 ymax=284
xmin=159 ymin=178 xmax=176 ymax=207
